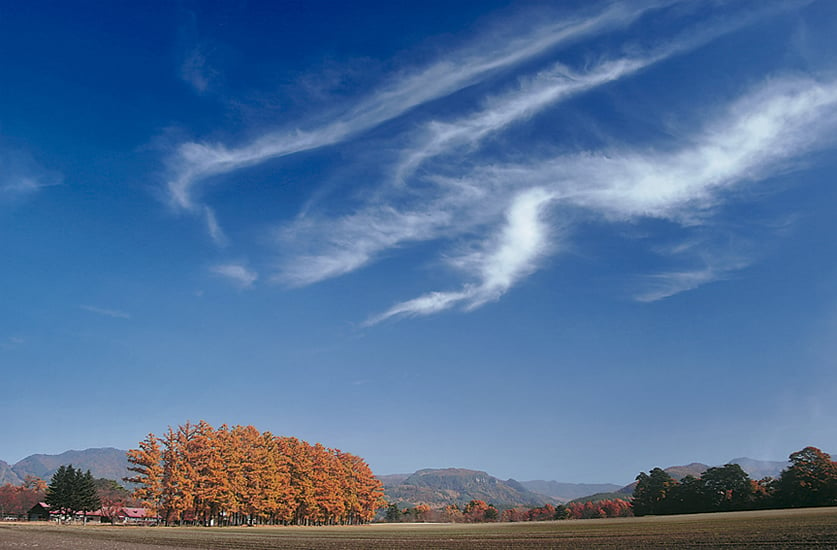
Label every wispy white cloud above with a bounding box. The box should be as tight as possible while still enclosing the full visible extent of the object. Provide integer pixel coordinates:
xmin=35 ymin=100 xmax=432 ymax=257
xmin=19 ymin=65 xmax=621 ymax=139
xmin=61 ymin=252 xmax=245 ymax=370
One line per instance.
xmin=281 ymin=75 xmax=837 ymax=310
xmin=0 ymin=336 xmax=24 ymax=350
xmin=203 ymin=206 xmax=228 ymax=246
xmin=276 ymin=204 xmax=457 ymax=286
xmin=288 ymin=74 xmax=837 ymax=318
xmin=635 ymin=267 xmax=719 ymax=303
xmin=160 ymin=0 xmax=833 ymax=321
xmin=393 ymin=12 xmax=761 ymax=181
xmin=164 ymin=0 xmax=667 ymax=218
xmin=180 ymin=45 xmax=216 ymax=94
xmin=0 ymin=147 xmax=62 ymax=198
xmin=456 ymin=76 xmax=837 ymax=299
xmin=210 ymin=263 xmax=258 ymax=288
xmin=367 ymin=188 xmax=556 ymax=323
xmin=80 ymin=305 xmax=131 ymax=319
xmin=635 ymin=255 xmax=752 ymax=302
xmin=514 ymin=76 xmax=837 ymax=221
xmin=272 ymin=10 xmax=783 ymax=290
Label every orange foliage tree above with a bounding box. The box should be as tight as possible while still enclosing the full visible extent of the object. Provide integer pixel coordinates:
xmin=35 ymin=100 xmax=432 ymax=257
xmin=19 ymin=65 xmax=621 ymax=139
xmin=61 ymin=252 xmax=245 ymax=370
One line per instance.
xmin=565 ymin=498 xmax=632 ymax=519
xmin=126 ymin=421 xmax=384 ymax=526
xmin=0 ymin=481 xmax=45 ymax=518
xmin=462 ymin=499 xmax=499 ymax=522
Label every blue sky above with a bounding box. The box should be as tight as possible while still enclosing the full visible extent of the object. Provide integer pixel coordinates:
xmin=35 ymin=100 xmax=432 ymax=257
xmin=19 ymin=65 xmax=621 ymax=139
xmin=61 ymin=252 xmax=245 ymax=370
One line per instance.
xmin=2 ymin=0 xmax=837 ymax=484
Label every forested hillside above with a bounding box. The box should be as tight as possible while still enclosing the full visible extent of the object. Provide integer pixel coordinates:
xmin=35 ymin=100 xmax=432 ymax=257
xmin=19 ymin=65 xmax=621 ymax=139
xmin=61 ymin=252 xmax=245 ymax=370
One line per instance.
xmin=382 ymin=468 xmax=554 ymax=508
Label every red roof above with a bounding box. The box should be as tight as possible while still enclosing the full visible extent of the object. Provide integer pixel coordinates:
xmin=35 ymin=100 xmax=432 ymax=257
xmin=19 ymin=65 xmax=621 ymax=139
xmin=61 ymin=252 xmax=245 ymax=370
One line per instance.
xmin=33 ymin=503 xmax=157 ymax=519
xmin=121 ymin=507 xmax=151 ymax=518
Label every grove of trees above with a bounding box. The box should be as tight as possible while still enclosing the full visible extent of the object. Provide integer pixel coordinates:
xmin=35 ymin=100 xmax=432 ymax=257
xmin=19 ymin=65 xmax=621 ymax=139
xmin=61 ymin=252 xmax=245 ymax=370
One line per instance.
xmin=633 ymin=446 xmax=837 ymax=516
xmin=0 ymin=476 xmax=46 ymax=519
xmin=45 ymin=465 xmax=101 ymax=522
xmin=126 ymin=421 xmax=384 ymax=526
xmin=563 ymin=498 xmax=632 ymax=519
xmin=385 ymin=500 xmax=500 ymax=523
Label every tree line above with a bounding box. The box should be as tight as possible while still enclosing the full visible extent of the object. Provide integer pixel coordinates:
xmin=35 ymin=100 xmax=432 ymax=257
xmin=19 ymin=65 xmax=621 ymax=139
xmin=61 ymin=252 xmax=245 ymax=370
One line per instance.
xmin=500 ymin=500 xmax=632 ymax=521
xmin=385 ymin=500 xmax=502 ymax=523
xmin=633 ymin=446 xmax=837 ymax=516
xmin=126 ymin=421 xmax=384 ymax=526
xmin=1 ymin=472 xmax=139 ymax=523
xmin=0 ymin=476 xmax=46 ymax=519
xmin=385 ymin=498 xmax=633 ymax=523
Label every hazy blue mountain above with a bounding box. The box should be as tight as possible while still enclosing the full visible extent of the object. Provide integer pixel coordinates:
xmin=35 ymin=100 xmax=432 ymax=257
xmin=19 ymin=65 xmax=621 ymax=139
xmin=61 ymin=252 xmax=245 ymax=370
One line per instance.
xmin=519 ymin=481 xmax=622 ymax=503
xmin=0 ymin=460 xmax=22 ymax=485
xmin=11 ymin=447 xmax=130 ymax=483
xmin=729 ymin=457 xmax=789 ymax=480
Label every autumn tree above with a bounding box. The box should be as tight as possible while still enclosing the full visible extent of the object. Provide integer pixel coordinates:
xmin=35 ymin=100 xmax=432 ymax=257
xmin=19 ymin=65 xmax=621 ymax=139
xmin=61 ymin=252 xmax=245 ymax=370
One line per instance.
xmin=23 ymin=475 xmax=47 ymax=493
xmin=525 ymin=503 xmax=555 ymax=522
xmin=749 ymin=477 xmax=777 ymax=509
xmin=337 ymin=450 xmax=385 ymax=524
xmin=462 ymin=499 xmax=497 ymax=522
xmin=442 ymin=504 xmax=463 ymax=523
xmin=501 ymin=507 xmax=526 ymax=522
xmin=0 ymin=482 xmax=44 ymax=518
xmin=775 ymin=446 xmax=837 ymax=508
xmin=126 ymin=421 xmax=383 ymax=526
xmin=701 ymin=464 xmax=753 ymax=511
xmin=95 ymin=478 xmax=134 ymax=523
xmin=632 ymin=467 xmax=676 ymax=516
xmin=125 ymin=433 xmax=164 ymax=517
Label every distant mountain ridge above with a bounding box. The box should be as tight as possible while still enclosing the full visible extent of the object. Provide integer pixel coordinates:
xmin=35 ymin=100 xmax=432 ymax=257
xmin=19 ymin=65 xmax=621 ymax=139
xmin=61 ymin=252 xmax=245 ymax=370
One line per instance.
xmin=729 ymin=457 xmax=789 ymax=480
xmin=381 ymin=468 xmax=555 ymax=508
xmin=1 ymin=448 xmax=131 ymax=484
xmin=519 ymin=481 xmax=622 ymax=503
xmin=0 ymin=460 xmax=21 ymax=485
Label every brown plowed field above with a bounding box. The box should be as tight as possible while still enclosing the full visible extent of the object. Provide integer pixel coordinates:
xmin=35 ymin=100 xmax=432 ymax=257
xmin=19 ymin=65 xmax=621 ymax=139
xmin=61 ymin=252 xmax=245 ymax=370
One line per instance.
xmin=1 ymin=507 xmax=836 ymax=549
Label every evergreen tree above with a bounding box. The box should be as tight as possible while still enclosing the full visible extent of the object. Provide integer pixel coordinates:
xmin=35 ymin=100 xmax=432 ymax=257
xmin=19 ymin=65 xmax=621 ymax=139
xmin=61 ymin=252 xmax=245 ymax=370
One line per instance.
xmin=632 ymin=467 xmax=676 ymax=516
xmin=45 ymin=465 xmax=101 ymax=523
xmin=701 ymin=464 xmax=752 ymax=511
xmin=46 ymin=465 xmax=73 ymax=520
xmin=384 ymin=502 xmax=402 ymax=522
xmin=667 ymin=474 xmax=708 ymax=514
xmin=78 ymin=470 xmax=102 ymax=518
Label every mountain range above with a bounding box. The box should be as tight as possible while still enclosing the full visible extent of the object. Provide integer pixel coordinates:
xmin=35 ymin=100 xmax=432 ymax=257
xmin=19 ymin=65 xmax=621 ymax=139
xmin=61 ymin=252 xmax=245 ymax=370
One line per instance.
xmin=381 ymin=468 xmax=556 ymax=508
xmin=0 ymin=448 xmax=130 ymax=485
xmin=0 ymin=448 xmax=797 ymax=507
xmin=518 ymin=481 xmax=623 ymax=503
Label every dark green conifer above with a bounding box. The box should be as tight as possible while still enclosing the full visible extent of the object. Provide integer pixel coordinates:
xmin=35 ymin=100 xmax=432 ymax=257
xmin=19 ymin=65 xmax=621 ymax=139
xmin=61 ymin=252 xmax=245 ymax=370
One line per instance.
xmin=45 ymin=464 xmax=101 ymax=522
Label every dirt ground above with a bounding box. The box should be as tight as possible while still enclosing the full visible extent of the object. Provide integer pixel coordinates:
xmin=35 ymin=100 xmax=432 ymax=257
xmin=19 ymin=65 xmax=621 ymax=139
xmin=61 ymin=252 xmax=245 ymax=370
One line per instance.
xmin=1 ymin=507 xmax=836 ymax=549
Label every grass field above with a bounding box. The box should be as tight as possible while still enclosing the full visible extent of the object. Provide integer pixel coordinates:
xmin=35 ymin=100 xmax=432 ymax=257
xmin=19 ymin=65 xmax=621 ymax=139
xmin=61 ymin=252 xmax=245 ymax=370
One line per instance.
xmin=1 ymin=507 xmax=836 ymax=549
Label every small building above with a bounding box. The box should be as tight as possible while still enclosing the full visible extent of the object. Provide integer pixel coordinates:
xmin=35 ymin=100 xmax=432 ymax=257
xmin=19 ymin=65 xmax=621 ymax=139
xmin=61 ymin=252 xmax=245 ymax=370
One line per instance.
xmin=26 ymin=502 xmax=105 ymax=523
xmin=27 ymin=502 xmax=50 ymax=522
xmin=26 ymin=502 xmax=158 ymax=525
xmin=118 ymin=507 xmax=158 ymax=525
xmin=76 ymin=510 xmax=103 ymax=524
